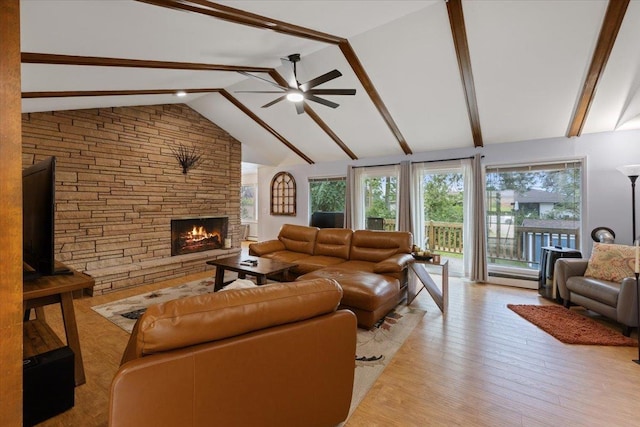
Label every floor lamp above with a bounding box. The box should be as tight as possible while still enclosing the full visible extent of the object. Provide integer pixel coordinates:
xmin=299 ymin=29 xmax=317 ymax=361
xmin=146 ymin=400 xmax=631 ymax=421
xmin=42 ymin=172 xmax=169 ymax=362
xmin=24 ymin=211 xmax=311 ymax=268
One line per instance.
xmin=617 ymin=164 xmax=640 ymax=364
xmin=617 ymin=165 xmax=640 ymax=243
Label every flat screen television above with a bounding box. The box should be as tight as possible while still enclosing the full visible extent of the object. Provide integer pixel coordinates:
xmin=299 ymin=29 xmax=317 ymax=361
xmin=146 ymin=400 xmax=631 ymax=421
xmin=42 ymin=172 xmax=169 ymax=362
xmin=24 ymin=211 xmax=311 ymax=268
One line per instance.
xmin=310 ymin=211 xmax=345 ymax=229
xmin=22 ymin=156 xmax=67 ymax=279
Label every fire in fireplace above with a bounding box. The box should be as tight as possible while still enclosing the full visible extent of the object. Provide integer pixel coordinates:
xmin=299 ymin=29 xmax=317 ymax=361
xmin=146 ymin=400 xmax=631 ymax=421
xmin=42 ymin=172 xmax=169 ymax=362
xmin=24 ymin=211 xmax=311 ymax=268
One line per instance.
xmin=171 ymin=216 xmax=228 ymax=256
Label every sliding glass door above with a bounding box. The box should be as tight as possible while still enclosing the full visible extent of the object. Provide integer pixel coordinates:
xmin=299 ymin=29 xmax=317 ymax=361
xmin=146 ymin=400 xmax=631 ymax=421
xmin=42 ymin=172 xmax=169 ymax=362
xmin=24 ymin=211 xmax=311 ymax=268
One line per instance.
xmin=412 ymin=161 xmax=466 ymax=277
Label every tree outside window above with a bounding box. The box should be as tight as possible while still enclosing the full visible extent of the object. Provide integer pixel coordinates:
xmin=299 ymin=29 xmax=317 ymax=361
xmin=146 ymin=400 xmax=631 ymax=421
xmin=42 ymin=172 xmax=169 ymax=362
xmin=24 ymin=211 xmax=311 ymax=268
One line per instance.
xmin=309 ymin=178 xmax=345 ymax=213
xmin=353 ymin=165 xmax=400 ymax=231
xmin=241 ymin=184 xmax=257 ymax=221
xmin=364 ymin=176 xmax=397 ymax=219
xmin=422 ymin=173 xmax=463 ymax=223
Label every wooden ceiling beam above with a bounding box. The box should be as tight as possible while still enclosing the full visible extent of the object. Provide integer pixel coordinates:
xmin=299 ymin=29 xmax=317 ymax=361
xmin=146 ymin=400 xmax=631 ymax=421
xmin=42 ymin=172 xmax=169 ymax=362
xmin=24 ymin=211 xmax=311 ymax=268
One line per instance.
xmin=567 ymin=0 xmax=630 ymax=137
xmin=21 ymin=86 xmax=315 ymax=165
xmin=446 ymin=0 xmax=483 ymax=148
xmin=21 ymin=52 xmax=272 ymax=73
xmin=219 ymin=90 xmax=315 ymax=165
xmin=22 ymin=88 xmax=221 ymax=98
xmin=338 ymin=42 xmax=412 ymax=155
xmin=135 ymin=0 xmax=412 ymax=155
xmin=303 ymin=105 xmax=358 ymax=160
xmin=136 ymin=0 xmax=343 ymax=44
xmin=268 ymin=70 xmax=359 ymax=160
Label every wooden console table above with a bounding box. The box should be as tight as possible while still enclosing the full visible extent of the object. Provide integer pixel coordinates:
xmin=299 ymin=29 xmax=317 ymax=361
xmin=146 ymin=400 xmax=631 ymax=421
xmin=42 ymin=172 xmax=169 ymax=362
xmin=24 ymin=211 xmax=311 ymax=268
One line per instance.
xmin=408 ymin=259 xmax=449 ymax=314
xmin=23 ymin=264 xmax=95 ymax=386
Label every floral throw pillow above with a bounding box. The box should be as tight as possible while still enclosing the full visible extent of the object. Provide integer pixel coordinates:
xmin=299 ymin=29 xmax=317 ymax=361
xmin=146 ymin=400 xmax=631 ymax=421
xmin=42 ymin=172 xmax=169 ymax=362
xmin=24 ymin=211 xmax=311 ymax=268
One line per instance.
xmin=583 ymin=243 xmax=636 ymax=283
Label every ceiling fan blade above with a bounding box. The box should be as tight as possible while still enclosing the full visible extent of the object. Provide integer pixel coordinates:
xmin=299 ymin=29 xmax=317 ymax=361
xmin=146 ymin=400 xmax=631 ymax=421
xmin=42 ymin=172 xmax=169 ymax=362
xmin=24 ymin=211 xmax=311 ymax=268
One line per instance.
xmin=280 ymin=57 xmax=298 ymax=89
xmin=306 ymin=89 xmax=356 ymax=96
xmin=295 ymin=101 xmax=305 ymax=115
xmin=306 ymin=95 xmax=339 ymax=109
xmin=262 ymin=95 xmax=287 ymax=108
xmin=299 ymin=69 xmax=342 ymax=92
xmin=238 ymin=71 xmax=288 ymax=91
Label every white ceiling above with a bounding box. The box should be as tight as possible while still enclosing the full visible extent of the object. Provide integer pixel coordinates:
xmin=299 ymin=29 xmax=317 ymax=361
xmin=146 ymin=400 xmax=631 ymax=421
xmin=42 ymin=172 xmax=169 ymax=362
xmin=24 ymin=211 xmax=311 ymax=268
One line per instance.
xmin=19 ymin=0 xmax=640 ymax=166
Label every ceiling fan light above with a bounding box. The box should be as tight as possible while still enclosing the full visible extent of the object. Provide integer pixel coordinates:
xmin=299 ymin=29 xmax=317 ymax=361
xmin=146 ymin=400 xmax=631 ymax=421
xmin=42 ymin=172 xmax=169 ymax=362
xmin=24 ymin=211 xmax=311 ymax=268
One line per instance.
xmin=286 ymin=92 xmax=304 ymax=103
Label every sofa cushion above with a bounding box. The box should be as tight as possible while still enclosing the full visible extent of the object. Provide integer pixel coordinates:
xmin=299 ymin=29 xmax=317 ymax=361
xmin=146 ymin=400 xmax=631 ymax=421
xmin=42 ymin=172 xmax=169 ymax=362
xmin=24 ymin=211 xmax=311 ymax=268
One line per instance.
xmin=566 ymin=276 xmax=621 ymax=307
xmin=121 ymin=279 xmax=343 ymax=362
xmin=314 ymin=228 xmax=352 ymax=259
xmin=278 ymin=224 xmax=318 ymax=255
xmin=293 ymin=255 xmax=347 ymax=275
xmin=349 ymin=230 xmax=412 ymax=262
xmin=584 ymin=243 xmax=636 ymax=283
xmin=298 ymin=266 xmax=399 ymax=311
xmin=261 ymin=250 xmax=312 ymax=264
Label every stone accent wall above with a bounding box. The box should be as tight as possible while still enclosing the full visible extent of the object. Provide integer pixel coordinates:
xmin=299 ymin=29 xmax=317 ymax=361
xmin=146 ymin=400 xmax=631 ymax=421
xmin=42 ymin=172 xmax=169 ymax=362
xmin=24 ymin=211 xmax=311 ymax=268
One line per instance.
xmin=21 ymin=104 xmax=241 ymax=294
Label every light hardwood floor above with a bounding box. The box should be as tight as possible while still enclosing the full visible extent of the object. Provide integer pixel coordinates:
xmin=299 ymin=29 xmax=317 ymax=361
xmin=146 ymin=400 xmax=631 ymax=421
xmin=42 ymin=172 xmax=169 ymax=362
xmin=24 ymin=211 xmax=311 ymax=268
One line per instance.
xmin=35 ymin=263 xmax=640 ymax=427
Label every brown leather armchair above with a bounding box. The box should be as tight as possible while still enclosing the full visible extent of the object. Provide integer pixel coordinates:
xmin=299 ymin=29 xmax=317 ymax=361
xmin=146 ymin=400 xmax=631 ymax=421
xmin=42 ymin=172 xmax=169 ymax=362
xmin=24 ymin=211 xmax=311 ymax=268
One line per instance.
xmin=109 ymin=279 xmax=357 ymax=427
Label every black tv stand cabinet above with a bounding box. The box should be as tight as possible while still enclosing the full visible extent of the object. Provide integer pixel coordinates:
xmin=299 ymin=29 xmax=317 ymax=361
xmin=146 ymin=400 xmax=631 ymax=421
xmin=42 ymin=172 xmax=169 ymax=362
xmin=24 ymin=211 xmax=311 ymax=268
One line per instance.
xmin=538 ymin=246 xmax=582 ymax=302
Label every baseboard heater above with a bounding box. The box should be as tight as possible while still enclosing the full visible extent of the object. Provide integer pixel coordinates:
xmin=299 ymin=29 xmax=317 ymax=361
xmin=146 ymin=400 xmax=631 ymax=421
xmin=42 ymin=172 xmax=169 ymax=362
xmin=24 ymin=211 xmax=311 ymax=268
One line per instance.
xmin=488 ymin=272 xmax=537 ymax=281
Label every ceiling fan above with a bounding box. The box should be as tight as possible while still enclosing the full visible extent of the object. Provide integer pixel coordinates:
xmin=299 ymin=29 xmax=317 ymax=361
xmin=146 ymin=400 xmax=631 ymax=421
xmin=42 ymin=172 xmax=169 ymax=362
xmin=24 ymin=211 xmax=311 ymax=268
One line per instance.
xmin=236 ymin=53 xmax=356 ymax=115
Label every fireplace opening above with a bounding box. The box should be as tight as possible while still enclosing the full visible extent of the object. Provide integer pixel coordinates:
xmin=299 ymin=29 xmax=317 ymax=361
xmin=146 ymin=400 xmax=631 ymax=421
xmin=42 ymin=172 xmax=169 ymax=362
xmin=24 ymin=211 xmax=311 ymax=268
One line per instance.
xmin=171 ymin=216 xmax=228 ymax=256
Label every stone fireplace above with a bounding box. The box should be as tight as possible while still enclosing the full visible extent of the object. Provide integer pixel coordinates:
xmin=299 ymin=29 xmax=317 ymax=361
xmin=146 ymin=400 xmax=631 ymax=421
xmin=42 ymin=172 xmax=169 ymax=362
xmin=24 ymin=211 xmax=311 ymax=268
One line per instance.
xmin=22 ymin=104 xmax=242 ymax=294
xmin=171 ymin=216 xmax=228 ymax=256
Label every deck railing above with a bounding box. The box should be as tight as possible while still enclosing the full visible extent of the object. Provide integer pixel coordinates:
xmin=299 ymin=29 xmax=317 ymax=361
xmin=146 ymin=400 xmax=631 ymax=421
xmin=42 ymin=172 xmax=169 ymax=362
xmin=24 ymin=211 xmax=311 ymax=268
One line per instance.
xmin=381 ymin=219 xmax=579 ymax=265
xmin=488 ymin=226 xmax=579 ymax=265
xmin=427 ymin=221 xmax=463 ymax=253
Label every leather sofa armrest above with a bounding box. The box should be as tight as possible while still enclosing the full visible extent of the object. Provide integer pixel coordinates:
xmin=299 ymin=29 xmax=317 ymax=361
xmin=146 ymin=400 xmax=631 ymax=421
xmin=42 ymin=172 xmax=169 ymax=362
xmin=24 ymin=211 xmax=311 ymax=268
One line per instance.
xmin=373 ymin=253 xmax=413 ymax=274
xmin=248 ymin=240 xmax=285 ymax=256
xmin=555 ymin=258 xmax=589 ymax=300
xmin=617 ymin=277 xmax=639 ymax=327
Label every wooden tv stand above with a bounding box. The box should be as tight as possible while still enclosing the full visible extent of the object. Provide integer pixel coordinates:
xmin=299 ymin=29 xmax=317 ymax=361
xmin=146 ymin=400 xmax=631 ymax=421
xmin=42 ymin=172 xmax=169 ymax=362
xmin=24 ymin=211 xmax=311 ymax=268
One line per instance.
xmin=23 ymin=262 xmax=95 ymax=386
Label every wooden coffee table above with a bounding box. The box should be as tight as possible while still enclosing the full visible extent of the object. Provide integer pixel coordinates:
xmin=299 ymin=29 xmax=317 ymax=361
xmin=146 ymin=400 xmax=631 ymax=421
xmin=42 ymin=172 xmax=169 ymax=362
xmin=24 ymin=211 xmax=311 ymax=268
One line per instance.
xmin=206 ymin=255 xmax=298 ymax=291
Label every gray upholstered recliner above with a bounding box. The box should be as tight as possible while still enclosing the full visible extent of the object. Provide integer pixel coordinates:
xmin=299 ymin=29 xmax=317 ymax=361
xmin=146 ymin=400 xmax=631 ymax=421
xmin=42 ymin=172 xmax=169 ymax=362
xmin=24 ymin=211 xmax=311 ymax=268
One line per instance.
xmin=555 ymin=258 xmax=638 ymax=336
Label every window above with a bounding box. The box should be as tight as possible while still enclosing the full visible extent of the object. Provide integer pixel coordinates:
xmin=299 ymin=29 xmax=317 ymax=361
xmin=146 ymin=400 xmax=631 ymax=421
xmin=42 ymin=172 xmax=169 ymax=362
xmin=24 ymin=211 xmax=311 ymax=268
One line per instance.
xmin=354 ymin=165 xmax=399 ymax=230
xmin=240 ymin=184 xmax=257 ymax=221
xmin=309 ymin=177 xmax=346 ymax=227
xmin=485 ymin=160 xmax=583 ymax=277
xmin=270 ymin=171 xmax=296 ymax=216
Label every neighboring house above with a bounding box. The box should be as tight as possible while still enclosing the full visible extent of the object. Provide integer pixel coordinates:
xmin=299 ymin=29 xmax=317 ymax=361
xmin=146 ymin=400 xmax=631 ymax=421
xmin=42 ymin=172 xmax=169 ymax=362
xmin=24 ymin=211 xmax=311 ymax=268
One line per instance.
xmin=515 ymin=189 xmax=566 ymax=217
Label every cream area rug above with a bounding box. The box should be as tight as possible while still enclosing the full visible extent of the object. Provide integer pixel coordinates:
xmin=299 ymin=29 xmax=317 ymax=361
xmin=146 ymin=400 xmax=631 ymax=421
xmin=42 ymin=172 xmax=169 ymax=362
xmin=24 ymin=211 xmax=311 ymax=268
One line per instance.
xmin=92 ymin=277 xmax=426 ymax=420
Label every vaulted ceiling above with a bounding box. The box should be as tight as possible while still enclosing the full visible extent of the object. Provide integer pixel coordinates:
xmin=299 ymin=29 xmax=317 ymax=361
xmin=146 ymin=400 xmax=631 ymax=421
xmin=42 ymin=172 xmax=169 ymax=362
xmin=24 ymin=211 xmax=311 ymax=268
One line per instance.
xmin=20 ymin=0 xmax=640 ymax=167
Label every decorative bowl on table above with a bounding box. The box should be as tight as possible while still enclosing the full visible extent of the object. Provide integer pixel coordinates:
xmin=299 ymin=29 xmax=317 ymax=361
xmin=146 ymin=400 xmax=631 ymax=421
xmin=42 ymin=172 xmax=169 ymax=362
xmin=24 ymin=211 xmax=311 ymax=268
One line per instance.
xmin=412 ymin=252 xmax=433 ymax=261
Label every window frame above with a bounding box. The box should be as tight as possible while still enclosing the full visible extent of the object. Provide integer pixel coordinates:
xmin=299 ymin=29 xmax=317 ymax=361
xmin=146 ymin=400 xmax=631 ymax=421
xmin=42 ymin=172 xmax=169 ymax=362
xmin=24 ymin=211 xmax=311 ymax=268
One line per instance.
xmin=484 ymin=158 xmax=585 ymax=279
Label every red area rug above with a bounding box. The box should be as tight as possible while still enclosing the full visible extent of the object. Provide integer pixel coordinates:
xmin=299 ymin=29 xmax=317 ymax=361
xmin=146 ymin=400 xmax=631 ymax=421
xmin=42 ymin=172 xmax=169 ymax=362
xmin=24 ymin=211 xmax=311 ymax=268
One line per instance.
xmin=507 ymin=304 xmax=637 ymax=346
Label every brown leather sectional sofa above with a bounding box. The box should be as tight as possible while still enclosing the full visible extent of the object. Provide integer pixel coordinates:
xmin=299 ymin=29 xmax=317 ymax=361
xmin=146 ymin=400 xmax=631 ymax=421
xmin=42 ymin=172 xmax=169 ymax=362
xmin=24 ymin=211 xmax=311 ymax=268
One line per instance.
xmin=110 ymin=279 xmax=357 ymax=427
xmin=249 ymin=224 xmax=414 ymax=328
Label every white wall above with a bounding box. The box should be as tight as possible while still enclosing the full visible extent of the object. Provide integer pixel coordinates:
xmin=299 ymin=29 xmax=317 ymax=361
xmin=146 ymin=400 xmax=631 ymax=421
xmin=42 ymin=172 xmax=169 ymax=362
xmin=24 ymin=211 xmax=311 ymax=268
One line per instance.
xmin=256 ymin=129 xmax=640 ymax=256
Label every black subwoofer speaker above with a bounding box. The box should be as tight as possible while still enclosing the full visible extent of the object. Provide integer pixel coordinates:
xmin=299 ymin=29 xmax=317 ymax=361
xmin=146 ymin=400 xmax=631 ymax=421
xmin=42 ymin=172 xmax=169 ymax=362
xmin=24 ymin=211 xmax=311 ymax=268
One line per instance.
xmin=23 ymin=346 xmax=75 ymax=427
